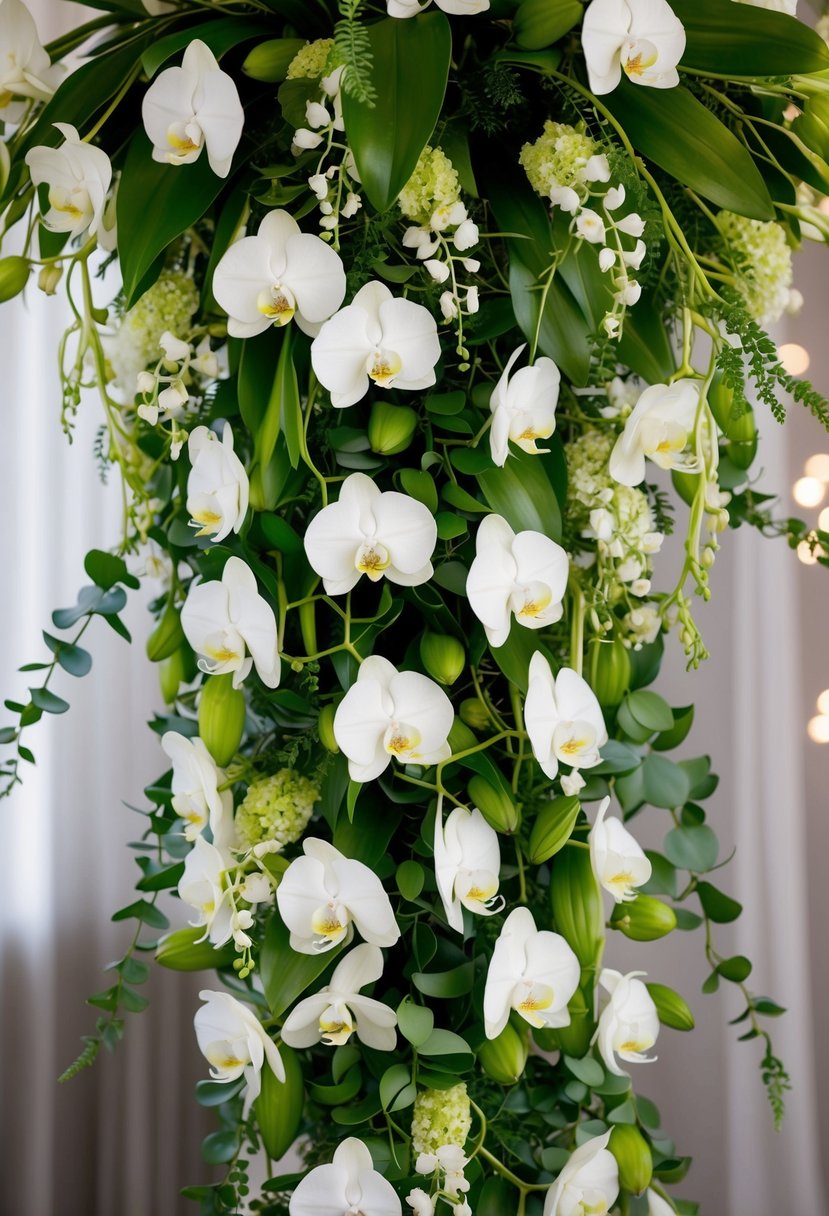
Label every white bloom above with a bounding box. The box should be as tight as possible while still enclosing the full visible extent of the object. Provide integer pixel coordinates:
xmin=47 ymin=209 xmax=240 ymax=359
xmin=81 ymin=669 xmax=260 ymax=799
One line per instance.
xmin=525 ymin=654 xmax=608 ymax=782
xmin=240 ymin=872 xmax=272 ymax=903
xmin=596 ymin=968 xmax=660 ymax=1075
xmin=560 ymin=771 xmax=586 ymax=797
xmin=178 ymin=836 xmax=233 ymax=947
xmin=439 ymin=290 xmax=458 ymax=320
xmin=582 ymin=0 xmax=686 ymax=95
xmin=181 ymin=555 xmax=280 ymax=689
xmin=434 ymin=806 xmax=503 ymax=932
xmin=304 ymin=472 xmax=436 ymax=595
xmin=646 ymin=1189 xmax=677 ymax=1215
xmin=282 ymin=943 xmax=397 ymax=1050
xmin=187 ymin=423 xmax=249 ymax=543
xmin=466 ymin=514 xmax=569 ymax=649
xmin=311 ymin=280 xmax=441 ymax=408
xmin=333 ymin=655 xmax=453 ymax=783
xmin=543 ymin=1132 xmax=619 ymax=1216
xmin=453 ymin=218 xmax=479 ymax=250
xmin=585 ymin=153 xmax=611 ymax=182
xmin=484 ymin=907 xmax=580 ymax=1038
xmin=157 ymin=378 xmax=189 ymax=415
xmin=589 ymin=796 xmax=651 ymax=902
xmin=292 ymin=127 xmax=324 ymax=151
xmin=342 ymin=191 xmax=362 ymax=218
xmin=159 ymin=329 xmax=190 ymax=363
xmin=465 ymin=285 xmax=479 ymax=314
xmin=290 ymin=1138 xmax=401 ymax=1216
xmin=306 ymin=99 xmax=330 ymax=129
xmin=212 ymin=209 xmax=346 ymax=338
xmin=616 ymin=211 xmax=646 ymax=237
xmin=406 ymin=1189 xmax=435 ymax=1216
xmin=276 ymin=838 xmax=400 ymax=954
xmin=424 ymin=258 xmax=450 ymax=283
xmin=625 ymin=603 xmax=661 ymax=645
xmin=388 ymin=0 xmax=489 ymax=15
xmin=161 ymin=730 xmax=234 ymax=846
xmin=575 ymin=207 xmax=606 ymax=244
xmin=141 ymin=39 xmax=243 ymax=178
xmin=26 ymin=123 xmax=112 ymax=241
xmin=191 ymin=335 xmax=219 ymax=378
xmin=489 ymin=344 xmax=560 ymax=467
xmin=609 ymin=379 xmax=701 ymax=486
xmin=194 ymin=989 xmax=284 ymax=1115
xmin=551 ymin=184 xmax=581 ymax=214
xmin=0 ymin=0 xmax=58 ymax=114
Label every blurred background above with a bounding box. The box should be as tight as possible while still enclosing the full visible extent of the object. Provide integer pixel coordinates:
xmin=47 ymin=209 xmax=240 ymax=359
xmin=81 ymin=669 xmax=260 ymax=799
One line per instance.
xmin=0 ymin=3 xmax=828 ymax=1214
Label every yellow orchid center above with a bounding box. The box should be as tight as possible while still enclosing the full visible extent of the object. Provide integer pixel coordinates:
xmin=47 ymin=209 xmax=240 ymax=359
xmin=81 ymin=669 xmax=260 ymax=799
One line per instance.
xmin=257 ymin=284 xmax=296 ymax=326
xmin=192 ymin=508 xmax=223 ymax=536
xmin=384 ymin=722 xmax=422 ymax=759
xmin=355 ymin=541 xmax=391 ymax=580
xmin=622 ymin=38 xmax=659 ymax=78
xmin=619 ymin=1036 xmax=654 ymax=1053
xmin=47 ymin=186 xmax=84 ymax=221
xmin=515 ymin=981 xmax=555 ymax=1028
xmin=367 ymin=349 xmax=403 ymax=386
xmin=205 ymin=1045 xmax=247 ymax=1071
xmin=517 ymin=585 xmax=552 ymax=620
xmin=205 ymin=644 xmax=242 ymax=663
xmin=167 ymin=129 xmax=201 ymax=154
xmin=311 ymin=903 xmax=349 ymax=948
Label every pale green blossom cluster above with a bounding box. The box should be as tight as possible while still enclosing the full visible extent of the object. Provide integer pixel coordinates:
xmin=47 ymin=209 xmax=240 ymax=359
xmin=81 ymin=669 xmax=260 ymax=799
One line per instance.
xmin=399 ymin=145 xmax=462 ymax=228
xmin=110 ymin=270 xmax=198 ymax=394
xmin=519 ymin=120 xmax=602 ymax=201
xmin=717 ymin=210 xmax=794 ymax=324
xmin=235 ymin=769 xmax=319 ymax=850
xmin=411 ymin=1083 xmax=472 ymax=1155
xmin=286 ymin=38 xmax=335 ymax=80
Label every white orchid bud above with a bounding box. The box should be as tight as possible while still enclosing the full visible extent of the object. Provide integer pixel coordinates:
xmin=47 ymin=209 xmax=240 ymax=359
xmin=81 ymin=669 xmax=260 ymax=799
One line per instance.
xmin=424 ymin=258 xmax=450 ymax=283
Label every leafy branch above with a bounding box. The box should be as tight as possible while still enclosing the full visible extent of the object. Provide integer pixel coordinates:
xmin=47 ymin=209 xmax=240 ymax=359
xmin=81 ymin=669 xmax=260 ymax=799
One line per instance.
xmin=334 ymin=0 xmax=376 ymax=107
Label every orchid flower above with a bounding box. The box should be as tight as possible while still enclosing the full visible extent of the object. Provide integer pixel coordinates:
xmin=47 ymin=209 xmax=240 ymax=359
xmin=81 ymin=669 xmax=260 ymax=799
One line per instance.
xmin=282 ymin=943 xmax=397 ymax=1050
xmin=466 ymin=514 xmax=569 ymax=648
xmin=434 ymin=806 xmax=504 ymax=933
xmin=161 ymin=730 xmax=234 ymax=847
xmin=524 ymin=654 xmax=608 ymax=783
xmin=181 ymin=556 xmax=280 ymax=689
xmin=582 ymin=0 xmax=686 ymax=96
xmin=141 ymin=39 xmax=244 ymax=177
xmin=212 ymin=209 xmax=346 ymax=338
xmin=609 ymin=378 xmax=701 ymax=486
xmin=303 ymin=472 xmax=436 ymax=594
xmin=646 ymin=1189 xmax=678 ymax=1216
xmin=187 ymin=423 xmax=249 ymax=543
xmin=596 ymin=968 xmax=660 ymax=1075
xmin=310 ymin=280 xmax=441 ymax=408
xmin=332 ymin=655 xmax=453 ymax=783
xmin=589 ymin=796 xmax=652 ymax=902
xmin=194 ymin=989 xmax=284 ymax=1115
xmin=543 ymin=1131 xmax=619 ymax=1216
xmin=178 ymin=835 xmax=233 ymax=947
xmin=489 ymin=344 xmax=560 ymax=467
xmin=290 ymin=1138 xmax=401 ymax=1216
xmin=388 ymin=0 xmax=488 ymax=16
xmin=26 ymin=123 xmax=112 ymax=241
xmin=0 ymin=0 xmax=60 ymax=119
xmin=275 ymin=838 xmax=400 ymax=954
xmin=483 ymin=906 xmax=580 ymax=1038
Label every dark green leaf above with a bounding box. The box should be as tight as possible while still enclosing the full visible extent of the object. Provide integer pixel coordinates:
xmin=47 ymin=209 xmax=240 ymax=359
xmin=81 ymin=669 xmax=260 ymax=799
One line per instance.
xmin=478 ymin=448 xmax=562 ymax=541
xmin=717 ymin=955 xmax=752 ymax=983
xmin=672 ymin=0 xmax=829 ymax=75
xmin=260 ymin=915 xmax=343 ymax=1018
xmin=696 ymin=881 xmax=742 ymax=923
xmin=202 ymin=1130 xmax=240 ymax=1165
xmin=84 ymin=549 xmax=140 ymax=590
xmin=642 ymin=754 xmax=691 ymax=810
xmin=664 ymin=824 xmax=719 ymax=873
xmin=30 ymin=688 xmax=69 ymax=715
xmin=142 ymin=16 xmax=270 ymax=77
xmin=397 ymin=998 xmax=435 ymax=1047
xmin=626 ymin=689 xmax=674 ymax=732
xmin=413 ymin=962 xmax=474 ymax=998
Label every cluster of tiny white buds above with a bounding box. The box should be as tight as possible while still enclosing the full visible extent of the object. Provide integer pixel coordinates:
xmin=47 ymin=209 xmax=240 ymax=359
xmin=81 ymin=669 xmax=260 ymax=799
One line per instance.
xmin=294 ymin=67 xmax=362 ymax=240
xmin=547 ymin=152 xmax=611 ymax=214
xmin=403 ymin=204 xmax=481 ymax=365
xmin=412 ymin=1145 xmax=471 ymax=1211
xmin=135 ymin=329 xmax=218 ymax=442
xmin=566 ymin=181 xmax=646 ymax=339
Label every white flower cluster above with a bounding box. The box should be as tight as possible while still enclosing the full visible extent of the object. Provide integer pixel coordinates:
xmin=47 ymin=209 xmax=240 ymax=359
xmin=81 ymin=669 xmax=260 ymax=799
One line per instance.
xmin=574 ymin=182 xmax=647 ymax=337
xmin=136 ymin=329 xmax=219 ymax=452
xmin=519 ymin=119 xmax=610 ymax=209
xmin=409 ymin=1085 xmax=473 ymax=1216
xmin=717 ymin=209 xmax=796 ymax=324
xmin=109 ymin=269 xmax=199 ymax=394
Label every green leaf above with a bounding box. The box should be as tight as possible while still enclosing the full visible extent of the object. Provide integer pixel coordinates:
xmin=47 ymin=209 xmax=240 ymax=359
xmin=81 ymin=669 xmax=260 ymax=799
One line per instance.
xmin=84 ymin=549 xmax=140 ymax=590
xmin=626 ymin=690 xmax=674 ymax=733
xmin=30 ymin=687 xmax=69 ymax=715
xmin=478 ymin=448 xmax=562 ymax=541
xmin=563 ymin=1054 xmax=604 ymax=1087
xmin=413 ymin=961 xmax=474 ymax=998
xmin=396 ymin=859 xmax=425 ymax=901
xmin=604 ymin=80 xmax=774 ymax=221
xmin=418 ymin=1028 xmax=473 ymax=1060
xmin=652 ymin=704 xmax=694 ymax=752
xmin=400 ymin=469 xmax=438 ymax=515
xmin=341 ymin=12 xmax=452 ymax=212
xmin=278 ymin=326 xmax=302 ymax=470
xmin=754 ymin=997 xmax=786 ymax=1017
xmin=142 ymin=16 xmax=270 ymax=77
xmin=664 ymin=824 xmax=719 ymax=873
xmin=55 ymin=643 xmax=92 ymax=678
xmin=380 ymin=1063 xmax=412 ymax=1110
xmin=642 ymin=851 xmax=678 ymax=899
xmin=260 ymin=915 xmax=343 ymax=1018
xmin=671 ymin=0 xmax=829 ymax=75
xmin=111 ymin=899 xmax=169 ymax=929
xmin=202 ymin=1130 xmax=239 ymax=1166
xmin=257 ymin=1049 xmax=304 ymax=1160
xmin=696 ymin=881 xmax=742 ymax=924
xmin=642 ymin=754 xmax=691 ymax=810
xmin=195 ymin=1078 xmax=245 ymax=1107
xmin=717 ymin=955 xmax=752 ymax=983
xmin=397 ymin=998 xmax=435 ymax=1047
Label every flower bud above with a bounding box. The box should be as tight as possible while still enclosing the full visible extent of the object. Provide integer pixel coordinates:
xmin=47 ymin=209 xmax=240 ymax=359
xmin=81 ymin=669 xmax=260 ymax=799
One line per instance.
xmin=610 ymin=1124 xmax=653 ymax=1195
xmin=514 ymin=0 xmax=584 ymax=49
xmin=146 ymin=599 xmax=185 ymax=662
xmin=587 ymin=637 xmax=631 ymax=710
xmin=479 ymin=1021 xmax=529 ymax=1084
xmin=38 ymin=263 xmax=63 ymax=295
xmin=242 ymin=37 xmax=306 ymax=81
xmin=368 ymin=400 xmax=418 ymax=455
xmin=256 ymin=1042 xmax=304 ymax=1161
xmin=646 ymin=982 xmax=695 ymax=1031
xmin=198 ymin=673 xmax=246 ymax=766
xmin=318 ymin=702 xmax=339 ymax=753
xmin=468 ymin=775 xmax=521 ymax=835
xmin=551 ymin=845 xmax=604 ymax=968
xmin=610 ymin=894 xmax=677 ymax=941
xmin=156 ymin=926 xmax=236 ymax=971
xmin=459 ymin=698 xmax=490 ymax=732
xmin=448 ymin=716 xmax=477 ymax=754
xmin=419 ymin=632 xmax=465 ymax=685
xmin=158 ymin=647 xmax=188 ymax=704
xmin=671 ymin=468 xmax=700 ymax=508
xmin=0 ymin=255 xmax=30 ymax=302
xmin=527 ymin=795 xmax=580 ymax=864
xmin=708 ymin=370 xmax=757 ymax=470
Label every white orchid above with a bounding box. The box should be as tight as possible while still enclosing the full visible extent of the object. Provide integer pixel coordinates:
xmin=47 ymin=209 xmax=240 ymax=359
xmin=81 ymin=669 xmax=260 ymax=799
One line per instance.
xmin=290 ymin=1137 xmax=401 ymax=1216
xmin=282 ymin=943 xmax=397 ymax=1050
xmin=303 ymin=472 xmax=436 ymax=594
xmin=187 ymin=423 xmax=249 ymax=543
xmin=596 ymin=968 xmax=660 ymax=1075
xmin=25 ymin=123 xmax=112 ymax=241
xmin=161 ymin=730 xmax=234 ymax=847
xmin=489 ymin=345 xmax=560 ymax=467
xmin=483 ymin=906 xmax=580 ymax=1038
xmin=333 ymin=655 xmax=453 ymax=783
xmin=647 ymin=1189 xmax=677 ymax=1216
xmin=589 ymin=796 xmax=651 ymax=902
xmin=524 ymin=654 xmax=608 ymax=783
xmin=180 ymin=555 xmax=280 ymax=689
xmin=434 ymin=806 xmax=503 ymax=932
xmin=466 ymin=514 xmax=569 ymax=649
xmin=388 ymin=0 xmax=488 ymax=16
xmin=178 ymin=835 xmax=233 ymax=947
xmin=141 ymin=39 xmax=244 ymax=177
xmin=310 ymin=280 xmax=441 ymax=409
xmin=543 ymin=1131 xmax=619 ymax=1216
xmin=212 ymin=209 xmax=346 ymax=338
xmin=0 ymin=0 xmax=59 ymax=119
xmin=406 ymin=1189 xmax=435 ymax=1216
xmin=609 ymin=378 xmax=701 ymax=486
xmin=194 ymin=989 xmax=284 ymax=1115
xmin=276 ymin=837 xmax=400 ymax=954
xmin=582 ymin=0 xmax=686 ymax=95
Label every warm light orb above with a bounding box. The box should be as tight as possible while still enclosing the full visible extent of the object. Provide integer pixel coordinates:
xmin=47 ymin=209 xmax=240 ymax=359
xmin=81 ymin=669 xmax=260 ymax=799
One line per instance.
xmin=807 ymin=715 xmax=829 ymax=744
xmin=817 ymin=690 xmax=829 ymax=715
xmin=805 ymin=453 xmax=829 ymax=482
xmin=778 ymin=343 xmax=811 ymax=375
xmin=819 ymin=507 xmax=829 ymax=532
xmin=793 ymin=476 xmax=825 ymax=507
xmin=797 ymin=541 xmax=818 ymax=565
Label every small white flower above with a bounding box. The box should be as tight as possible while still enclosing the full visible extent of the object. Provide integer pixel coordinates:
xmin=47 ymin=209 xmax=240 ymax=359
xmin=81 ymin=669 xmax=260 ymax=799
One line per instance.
xmin=181 ymin=555 xmax=280 ymax=689
xmin=159 ymin=330 xmax=190 ymax=363
xmin=616 ymin=211 xmax=646 ymax=237
xmin=178 ymin=835 xmax=233 ymax=947
xmin=596 ymin=968 xmax=660 ymax=1075
xmin=605 ymin=184 xmax=626 ymax=211
xmin=191 ymin=336 xmax=219 ymax=378
xmin=26 ymin=123 xmax=112 ymax=241
xmin=161 ymin=730 xmax=234 ymax=845
xmin=308 ymin=172 xmax=329 ymax=199
xmin=489 ymin=343 xmax=560 ymax=467
xmin=620 ymin=280 xmax=642 ymax=306
xmin=303 ymin=471 xmax=436 ymax=595
xmin=306 ymin=99 xmax=330 ymax=129
xmin=388 ymin=0 xmax=489 ymax=15
xmin=158 ymin=379 xmax=189 ymax=415
xmin=430 ymin=199 xmax=467 ymax=231
xmin=291 ymin=1138 xmax=401 ymax=1216
xmin=434 ymin=806 xmax=503 ymax=932
xmin=186 ymin=423 xmax=249 ymax=543
xmin=461 ymin=257 xmax=481 ymax=273
xmin=453 ymin=218 xmax=479 ymax=251
xmin=142 ymin=39 xmax=244 ymax=178
xmin=465 ymin=285 xmax=480 ymax=314
xmin=646 ymin=1187 xmax=677 ymax=1216
xmin=406 ymin=1189 xmax=435 ymax=1216
xmin=589 ymin=796 xmax=651 ymax=902
xmin=439 ymin=290 xmax=458 ymax=320
xmin=341 ymin=191 xmax=362 ymax=219
xmin=543 ymin=1131 xmax=619 ymax=1216
xmin=466 ymin=514 xmax=569 ymax=648
xmin=424 ymin=258 xmax=450 ymax=283
xmin=136 ymin=370 xmax=156 ymax=394
xmin=575 ymin=207 xmax=606 ymax=244
xmin=0 ymin=0 xmax=59 ymax=116
xmin=598 ymin=247 xmax=616 ymax=272
xmin=282 ymin=943 xmax=397 ymax=1049
xmin=609 ymin=379 xmax=701 ymax=486
xmin=524 ymin=653 xmax=608 ymax=781
xmin=550 ymin=183 xmax=581 ymax=214
xmin=276 ymin=838 xmax=400 ymax=954
xmin=484 ymin=906 xmax=580 ymax=1038
xmin=560 ymin=771 xmax=586 ymax=796
xmin=584 ymin=153 xmax=611 ymax=182
xmin=333 ymin=655 xmax=453 ymax=783
xmin=194 ymin=989 xmax=284 ymax=1115
xmin=582 ymin=0 xmax=686 ymax=95
xmin=292 ymin=127 xmax=324 ymax=151
xmin=240 ymin=872 xmax=272 ymax=903
xmin=212 ymin=208 xmax=346 ymax=338
xmin=623 ymin=238 xmax=647 ymax=270
xmin=311 ymin=280 xmax=441 ymax=408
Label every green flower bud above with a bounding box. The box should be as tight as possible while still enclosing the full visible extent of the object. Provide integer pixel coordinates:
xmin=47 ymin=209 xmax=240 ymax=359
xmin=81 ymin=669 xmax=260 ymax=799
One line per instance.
xmin=0 ymin=255 xmax=30 ymax=302
xmin=255 ymin=1044 xmax=304 ymax=1160
xmin=610 ymin=894 xmax=677 ymax=942
xmin=671 ymin=468 xmax=700 ymax=507
xmin=448 ymin=716 xmax=477 ymax=753
xmin=468 ymin=774 xmax=521 ymax=834
xmin=527 ymin=795 xmax=580 ymax=864
xmin=551 ymin=845 xmax=604 ymax=968
xmin=587 ymin=637 xmax=631 ymax=711
xmin=198 ymin=674 xmax=246 ymax=766
xmin=146 ymin=599 xmax=185 ymax=662
xmin=610 ymin=1124 xmax=653 ymax=1196
xmin=708 ymin=369 xmax=757 ymax=470
xmin=368 ymin=400 xmax=418 ymax=455
xmin=419 ymin=631 xmax=465 ymax=685
xmin=38 ymin=263 xmax=63 ymax=296
xmin=243 ymin=37 xmax=306 ymax=82
xmin=158 ymin=647 xmax=188 ymax=705
xmin=479 ymin=1022 xmax=528 ymax=1085
xmin=318 ymin=702 xmax=339 ymax=753
xmin=646 ymin=982 xmax=695 ymax=1031
xmin=459 ymin=698 xmax=490 ymax=732
xmin=514 ymin=0 xmax=583 ymax=49
xmin=156 ymin=927 xmax=236 ymax=971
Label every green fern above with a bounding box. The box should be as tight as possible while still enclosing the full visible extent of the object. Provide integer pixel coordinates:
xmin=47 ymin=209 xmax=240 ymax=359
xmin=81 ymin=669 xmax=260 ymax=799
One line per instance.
xmin=334 ymin=0 xmax=376 ymax=108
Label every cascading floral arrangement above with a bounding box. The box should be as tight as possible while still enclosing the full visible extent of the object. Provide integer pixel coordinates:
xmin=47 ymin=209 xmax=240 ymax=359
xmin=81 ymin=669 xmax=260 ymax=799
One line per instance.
xmin=2 ymin=0 xmax=829 ymax=1212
